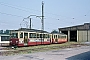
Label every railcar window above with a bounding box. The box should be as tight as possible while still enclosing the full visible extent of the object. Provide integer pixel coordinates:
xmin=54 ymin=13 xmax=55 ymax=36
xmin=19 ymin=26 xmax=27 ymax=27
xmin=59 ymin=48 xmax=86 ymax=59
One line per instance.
xmin=40 ymin=34 xmax=48 ymax=38
xmin=1 ymin=36 xmax=10 ymax=41
xmin=29 ymin=33 xmax=36 ymax=38
xmin=56 ymin=35 xmax=57 ymax=39
xmin=45 ymin=34 xmax=47 ymax=38
xmin=33 ymin=33 xmax=36 ymax=38
xmin=46 ymin=34 xmax=49 ymax=38
xmin=51 ymin=35 xmax=53 ymax=38
xmin=29 ymin=33 xmax=33 ymax=38
xmin=37 ymin=34 xmax=40 ymax=38
xmin=11 ymin=33 xmax=18 ymax=38
xmin=52 ymin=35 xmax=53 ymax=38
xmin=41 ymin=34 xmax=44 ymax=38
xmin=48 ymin=34 xmax=50 ymax=38
xmin=58 ymin=35 xmax=59 ymax=38
xmin=47 ymin=34 xmax=49 ymax=38
xmin=44 ymin=34 xmax=46 ymax=38
xmin=20 ymin=33 xmax=23 ymax=38
xmin=40 ymin=34 xmax=42 ymax=38
xmin=40 ymin=34 xmax=45 ymax=38
xmin=43 ymin=34 xmax=45 ymax=38
xmin=61 ymin=36 xmax=66 ymax=38
xmin=24 ymin=33 xmax=28 ymax=37
xmin=54 ymin=35 xmax=56 ymax=38
xmin=58 ymin=35 xmax=60 ymax=38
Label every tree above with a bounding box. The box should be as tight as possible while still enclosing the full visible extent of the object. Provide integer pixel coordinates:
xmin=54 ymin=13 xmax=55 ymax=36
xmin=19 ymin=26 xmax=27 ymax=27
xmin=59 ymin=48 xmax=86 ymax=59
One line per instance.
xmin=51 ymin=30 xmax=59 ymax=33
xmin=0 ymin=30 xmax=3 ymax=34
xmin=5 ymin=30 xmax=10 ymax=34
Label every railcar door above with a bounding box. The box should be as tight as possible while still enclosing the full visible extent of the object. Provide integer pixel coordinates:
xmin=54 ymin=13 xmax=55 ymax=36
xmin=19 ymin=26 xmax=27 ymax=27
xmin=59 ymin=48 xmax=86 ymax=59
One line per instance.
xmin=24 ymin=33 xmax=28 ymax=45
xmin=55 ymin=35 xmax=58 ymax=43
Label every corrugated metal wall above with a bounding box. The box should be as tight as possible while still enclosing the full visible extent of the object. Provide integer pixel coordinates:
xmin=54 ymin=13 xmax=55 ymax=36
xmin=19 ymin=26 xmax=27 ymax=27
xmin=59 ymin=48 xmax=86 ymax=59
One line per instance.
xmin=78 ymin=30 xmax=90 ymax=42
xmin=88 ymin=30 xmax=90 ymax=41
xmin=78 ymin=31 xmax=82 ymax=42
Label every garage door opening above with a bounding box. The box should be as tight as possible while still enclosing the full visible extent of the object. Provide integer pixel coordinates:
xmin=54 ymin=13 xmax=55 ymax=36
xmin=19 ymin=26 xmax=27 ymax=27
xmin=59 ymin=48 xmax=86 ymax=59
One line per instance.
xmin=70 ymin=30 xmax=77 ymax=42
xmin=61 ymin=31 xmax=68 ymax=35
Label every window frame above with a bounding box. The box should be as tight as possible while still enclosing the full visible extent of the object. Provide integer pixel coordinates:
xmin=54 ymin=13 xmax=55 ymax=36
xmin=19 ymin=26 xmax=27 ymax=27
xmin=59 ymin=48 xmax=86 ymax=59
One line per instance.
xmin=1 ymin=36 xmax=10 ymax=41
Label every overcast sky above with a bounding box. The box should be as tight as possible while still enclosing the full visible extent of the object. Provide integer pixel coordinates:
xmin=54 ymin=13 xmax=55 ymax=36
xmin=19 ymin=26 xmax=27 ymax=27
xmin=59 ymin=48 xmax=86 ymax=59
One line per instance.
xmin=0 ymin=0 xmax=90 ymax=32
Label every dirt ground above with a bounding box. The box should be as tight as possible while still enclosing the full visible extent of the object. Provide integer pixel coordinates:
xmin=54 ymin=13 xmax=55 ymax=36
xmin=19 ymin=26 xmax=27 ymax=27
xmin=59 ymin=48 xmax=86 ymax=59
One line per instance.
xmin=0 ymin=42 xmax=88 ymax=56
xmin=0 ymin=45 xmax=90 ymax=60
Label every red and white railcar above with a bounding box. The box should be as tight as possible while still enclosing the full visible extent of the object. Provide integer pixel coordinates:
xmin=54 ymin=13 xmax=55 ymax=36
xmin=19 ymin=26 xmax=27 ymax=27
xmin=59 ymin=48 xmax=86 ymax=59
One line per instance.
xmin=10 ymin=28 xmax=67 ymax=47
xmin=50 ymin=33 xmax=67 ymax=44
xmin=10 ymin=28 xmax=51 ymax=47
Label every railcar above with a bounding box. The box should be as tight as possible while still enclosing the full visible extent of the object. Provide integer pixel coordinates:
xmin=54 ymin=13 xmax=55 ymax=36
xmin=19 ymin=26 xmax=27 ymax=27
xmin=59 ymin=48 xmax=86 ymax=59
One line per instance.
xmin=10 ymin=28 xmax=51 ymax=47
xmin=50 ymin=33 xmax=67 ymax=44
xmin=0 ymin=34 xmax=10 ymax=46
xmin=10 ymin=28 xmax=67 ymax=47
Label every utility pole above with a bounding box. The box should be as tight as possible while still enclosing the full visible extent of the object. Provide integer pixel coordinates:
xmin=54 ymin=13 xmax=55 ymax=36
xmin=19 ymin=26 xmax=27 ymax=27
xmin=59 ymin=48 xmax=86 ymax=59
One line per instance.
xmin=29 ymin=18 xmax=31 ymax=29
xmin=41 ymin=1 xmax=44 ymax=44
xmin=42 ymin=1 xmax=44 ymax=31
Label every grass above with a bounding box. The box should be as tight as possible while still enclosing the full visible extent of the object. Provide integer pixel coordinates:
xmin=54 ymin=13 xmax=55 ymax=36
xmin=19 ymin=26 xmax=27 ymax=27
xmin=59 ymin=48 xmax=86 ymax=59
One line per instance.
xmin=0 ymin=42 xmax=86 ymax=56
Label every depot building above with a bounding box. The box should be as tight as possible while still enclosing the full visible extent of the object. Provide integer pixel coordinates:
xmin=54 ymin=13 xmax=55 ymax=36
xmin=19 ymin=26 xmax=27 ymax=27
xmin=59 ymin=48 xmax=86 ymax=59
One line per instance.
xmin=58 ymin=23 xmax=90 ymax=42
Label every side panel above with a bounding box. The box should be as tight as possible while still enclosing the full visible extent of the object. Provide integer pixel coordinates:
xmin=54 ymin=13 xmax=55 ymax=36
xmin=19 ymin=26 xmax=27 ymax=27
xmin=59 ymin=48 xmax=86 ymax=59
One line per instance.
xmin=78 ymin=31 xmax=83 ymax=42
xmin=58 ymin=38 xmax=67 ymax=43
xmin=18 ymin=38 xmax=24 ymax=46
xmin=28 ymin=38 xmax=41 ymax=45
xmin=43 ymin=38 xmax=51 ymax=44
xmin=78 ymin=30 xmax=88 ymax=42
xmin=28 ymin=38 xmax=50 ymax=46
xmin=83 ymin=31 xmax=87 ymax=42
xmin=10 ymin=38 xmax=19 ymax=46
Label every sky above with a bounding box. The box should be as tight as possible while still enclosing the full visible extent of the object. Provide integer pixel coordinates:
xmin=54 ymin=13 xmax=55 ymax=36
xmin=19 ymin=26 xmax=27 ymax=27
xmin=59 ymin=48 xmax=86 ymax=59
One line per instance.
xmin=0 ymin=0 xmax=90 ymax=32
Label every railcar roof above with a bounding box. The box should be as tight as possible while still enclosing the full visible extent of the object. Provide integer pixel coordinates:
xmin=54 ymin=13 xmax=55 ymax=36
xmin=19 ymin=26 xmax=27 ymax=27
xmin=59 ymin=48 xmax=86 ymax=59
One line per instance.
xmin=10 ymin=28 xmax=49 ymax=33
xmin=50 ymin=32 xmax=66 ymax=35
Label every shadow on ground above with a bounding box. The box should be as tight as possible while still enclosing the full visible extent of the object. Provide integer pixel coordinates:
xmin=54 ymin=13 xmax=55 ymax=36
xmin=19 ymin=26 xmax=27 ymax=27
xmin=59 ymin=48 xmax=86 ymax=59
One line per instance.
xmin=66 ymin=51 xmax=90 ymax=60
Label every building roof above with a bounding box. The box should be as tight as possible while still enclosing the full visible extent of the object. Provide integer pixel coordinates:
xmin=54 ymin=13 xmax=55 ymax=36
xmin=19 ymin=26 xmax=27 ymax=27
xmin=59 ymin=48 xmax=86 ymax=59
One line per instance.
xmin=58 ymin=23 xmax=90 ymax=31
xmin=10 ymin=28 xmax=49 ymax=33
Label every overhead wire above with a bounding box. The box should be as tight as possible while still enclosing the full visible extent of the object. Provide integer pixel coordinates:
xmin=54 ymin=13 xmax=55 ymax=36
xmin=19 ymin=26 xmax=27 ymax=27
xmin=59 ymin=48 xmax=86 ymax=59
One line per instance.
xmin=0 ymin=2 xmax=33 ymax=13
xmin=0 ymin=2 xmax=41 ymax=13
xmin=1 ymin=1 xmax=89 ymax=28
xmin=0 ymin=1 xmax=89 ymax=22
xmin=84 ymin=10 xmax=90 ymax=16
xmin=0 ymin=12 xmax=24 ymax=18
xmin=0 ymin=2 xmax=74 ymax=20
xmin=1 ymin=1 xmax=87 ymax=30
